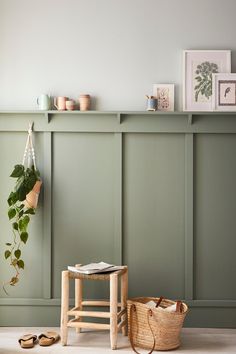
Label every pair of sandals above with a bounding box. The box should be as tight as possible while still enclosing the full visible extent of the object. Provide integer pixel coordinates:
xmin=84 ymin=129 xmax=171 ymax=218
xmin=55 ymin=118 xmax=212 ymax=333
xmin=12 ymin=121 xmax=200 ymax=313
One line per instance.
xmin=18 ymin=331 xmax=60 ymax=349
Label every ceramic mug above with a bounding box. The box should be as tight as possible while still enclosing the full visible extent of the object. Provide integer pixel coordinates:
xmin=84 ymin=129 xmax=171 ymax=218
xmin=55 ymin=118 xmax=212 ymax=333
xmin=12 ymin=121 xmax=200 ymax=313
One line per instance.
xmin=79 ymin=94 xmax=91 ymax=111
xmin=54 ymin=96 xmax=67 ymax=110
xmin=66 ymin=100 xmax=75 ymax=111
xmin=37 ymin=94 xmax=51 ymax=110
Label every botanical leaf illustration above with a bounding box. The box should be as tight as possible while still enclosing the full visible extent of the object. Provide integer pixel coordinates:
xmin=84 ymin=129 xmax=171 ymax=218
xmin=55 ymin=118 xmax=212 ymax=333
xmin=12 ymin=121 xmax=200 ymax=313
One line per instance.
xmin=194 ymin=61 xmax=218 ymax=102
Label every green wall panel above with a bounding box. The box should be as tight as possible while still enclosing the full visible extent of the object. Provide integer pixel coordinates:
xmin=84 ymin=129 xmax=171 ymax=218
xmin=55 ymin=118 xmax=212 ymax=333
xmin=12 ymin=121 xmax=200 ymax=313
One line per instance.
xmin=0 ymin=112 xmax=235 ymax=328
xmin=52 ymin=133 xmax=116 ymax=299
xmin=194 ymin=134 xmax=236 ymax=300
xmin=0 ymin=132 xmax=44 ymax=298
xmin=123 ymin=133 xmax=185 ymax=299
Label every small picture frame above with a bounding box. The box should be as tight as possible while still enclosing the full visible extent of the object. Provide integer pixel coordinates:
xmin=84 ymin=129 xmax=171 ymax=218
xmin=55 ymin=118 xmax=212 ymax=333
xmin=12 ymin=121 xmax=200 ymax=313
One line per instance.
xmin=212 ymin=73 xmax=236 ymax=111
xmin=183 ymin=50 xmax=231 ymax=111
xmin=153 ymin=84 xmax=174 ymax=111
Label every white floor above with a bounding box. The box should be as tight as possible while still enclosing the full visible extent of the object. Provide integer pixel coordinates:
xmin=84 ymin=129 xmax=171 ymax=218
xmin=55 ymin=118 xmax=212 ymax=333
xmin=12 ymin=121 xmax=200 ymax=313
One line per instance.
xmin=0 ymin=327 xmax=236 ymax=353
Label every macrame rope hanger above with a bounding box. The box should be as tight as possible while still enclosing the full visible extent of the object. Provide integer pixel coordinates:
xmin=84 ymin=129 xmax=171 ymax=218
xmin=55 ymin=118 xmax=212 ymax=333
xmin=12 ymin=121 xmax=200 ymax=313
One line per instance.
xmin=22 ymin=122 xmax=37 ymax=170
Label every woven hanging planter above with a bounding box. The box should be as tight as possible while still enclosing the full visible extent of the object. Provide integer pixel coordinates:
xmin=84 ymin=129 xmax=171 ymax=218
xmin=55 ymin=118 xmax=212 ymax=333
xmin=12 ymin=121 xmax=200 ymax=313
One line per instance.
xmin=127 ymin=297 xmax=189 ymax=353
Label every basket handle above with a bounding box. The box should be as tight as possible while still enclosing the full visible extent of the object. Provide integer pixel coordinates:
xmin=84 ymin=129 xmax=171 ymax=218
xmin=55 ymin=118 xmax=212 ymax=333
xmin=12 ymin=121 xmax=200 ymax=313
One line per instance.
xmin=155 ymin=296 xmax=163 ymax=308
xmin=176 ymin=300 xmax=183 ymax=313
xmin=129 ymin=304 xmax=156 ymax=354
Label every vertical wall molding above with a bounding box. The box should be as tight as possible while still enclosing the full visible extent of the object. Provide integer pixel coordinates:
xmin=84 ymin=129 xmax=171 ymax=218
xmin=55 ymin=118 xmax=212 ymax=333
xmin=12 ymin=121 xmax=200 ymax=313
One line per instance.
xmin=42 ymin=132 xmax=52 ymax=298
xmin=113 ymin=133 xmax=123 ymax=265
xmin=185 ymin=133 xmax=194 ymax=300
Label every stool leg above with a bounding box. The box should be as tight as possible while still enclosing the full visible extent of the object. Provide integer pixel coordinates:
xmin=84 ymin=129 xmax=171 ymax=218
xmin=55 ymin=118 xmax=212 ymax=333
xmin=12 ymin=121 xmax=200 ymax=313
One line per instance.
xmin=121 ymin=268 xmax=128 ymax=336
xmin=75 ymin=277 xmax=83 ymax=333
xmin=61 ymin=270 xmax=69 ymax=346
xmin=75 ymin=264 xmax=82 ymax=333
xmin=110 ymin=273 xmax=118 ymax=350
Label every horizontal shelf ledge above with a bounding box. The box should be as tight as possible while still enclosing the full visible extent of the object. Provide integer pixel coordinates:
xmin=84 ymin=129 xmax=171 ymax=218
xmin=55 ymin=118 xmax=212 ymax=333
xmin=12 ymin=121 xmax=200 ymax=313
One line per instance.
xmin=0 ymin=110 xmax=236 ymax=115
xmin=0 ymin=111 xmax=236 ymax=132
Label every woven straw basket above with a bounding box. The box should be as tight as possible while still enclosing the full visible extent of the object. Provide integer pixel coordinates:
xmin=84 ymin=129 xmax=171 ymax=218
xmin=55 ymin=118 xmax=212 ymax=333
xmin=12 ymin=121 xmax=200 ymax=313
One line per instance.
xmin=127 ymin=297 xmax=188 ymax=353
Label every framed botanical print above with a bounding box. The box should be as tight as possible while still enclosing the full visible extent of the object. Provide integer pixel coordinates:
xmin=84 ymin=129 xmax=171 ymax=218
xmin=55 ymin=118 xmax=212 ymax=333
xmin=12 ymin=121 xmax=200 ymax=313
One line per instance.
xmin=153 ymin=84 xmax=174 ymax=111
xmin=212 ymin=73 xmax=236 ymax=111
xmin=183 ymin=50 xmax=231 ymax=111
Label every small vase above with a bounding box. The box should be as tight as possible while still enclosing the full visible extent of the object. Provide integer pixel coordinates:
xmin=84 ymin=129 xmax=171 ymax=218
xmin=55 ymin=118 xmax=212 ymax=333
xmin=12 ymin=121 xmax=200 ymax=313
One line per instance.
xmin=79 ymin=94 xmax=91 ymax=111
xmin=146 ymin=98 xmax=157 ymax=111
xmin=24 ymin=180 xmax=42 ymax=209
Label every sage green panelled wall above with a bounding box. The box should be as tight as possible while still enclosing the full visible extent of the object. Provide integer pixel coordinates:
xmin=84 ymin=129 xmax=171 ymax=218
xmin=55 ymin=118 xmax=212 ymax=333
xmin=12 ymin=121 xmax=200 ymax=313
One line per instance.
xmin=123 ymin=134 xmax=185 ymax=298
xmin=194 ymin=134 xmax=236 ymax=300
xmin=53 ymin=133 xmax=115 ymax=299
xmin=0 ymin=111 xmax=236 ymax=328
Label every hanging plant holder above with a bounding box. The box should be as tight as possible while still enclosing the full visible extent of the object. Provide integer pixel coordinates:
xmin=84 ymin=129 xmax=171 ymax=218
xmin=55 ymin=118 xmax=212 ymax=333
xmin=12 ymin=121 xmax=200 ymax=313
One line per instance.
xmin=3 ymin=123 xmax=42 ymax=293
xmin=24 ymin=180 xmax=42 ymax=209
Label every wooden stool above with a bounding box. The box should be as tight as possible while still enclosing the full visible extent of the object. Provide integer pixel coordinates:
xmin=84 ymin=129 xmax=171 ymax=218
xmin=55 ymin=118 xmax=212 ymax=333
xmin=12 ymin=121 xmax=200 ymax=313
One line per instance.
xmin=60 ymin=264 xmax=128 ymax=350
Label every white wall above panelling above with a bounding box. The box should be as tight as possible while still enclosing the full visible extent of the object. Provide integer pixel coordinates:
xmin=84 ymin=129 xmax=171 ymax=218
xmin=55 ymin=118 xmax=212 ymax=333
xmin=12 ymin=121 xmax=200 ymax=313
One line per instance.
xmin=0 ymin=0 xmax=236 ymax=110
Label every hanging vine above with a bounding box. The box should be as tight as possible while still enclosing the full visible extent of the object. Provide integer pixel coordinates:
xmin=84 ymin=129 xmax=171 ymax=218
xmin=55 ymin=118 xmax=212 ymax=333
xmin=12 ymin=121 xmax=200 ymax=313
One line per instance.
xmin=3 ymin=124 xmax=42 ymax=294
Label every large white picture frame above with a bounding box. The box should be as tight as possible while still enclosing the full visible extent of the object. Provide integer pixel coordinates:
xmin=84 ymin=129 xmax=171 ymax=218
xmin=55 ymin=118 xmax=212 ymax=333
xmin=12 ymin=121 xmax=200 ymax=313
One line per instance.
xmin=183 ymin=50 xmax=231 ymax=111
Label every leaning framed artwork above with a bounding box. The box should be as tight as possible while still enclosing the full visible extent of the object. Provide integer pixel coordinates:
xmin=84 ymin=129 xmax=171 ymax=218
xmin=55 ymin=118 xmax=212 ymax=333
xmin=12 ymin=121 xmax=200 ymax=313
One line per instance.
xmin=153 ymin=84 xmax=174 ymax=111
xmin=183 ymin=50 xmax=231 ymax=111
xmin=212 ymin=73 xmax=236 ymax=111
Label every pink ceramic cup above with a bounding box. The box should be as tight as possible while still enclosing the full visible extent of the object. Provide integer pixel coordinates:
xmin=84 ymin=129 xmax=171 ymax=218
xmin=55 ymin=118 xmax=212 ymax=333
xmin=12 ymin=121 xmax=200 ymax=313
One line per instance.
xmin=79 ymin=94 xmax=91 ymax=111
xmin=54 ymin=96 xmax=67 ymax=110
xmin=66 ymin=100 xmax=75 ymax=111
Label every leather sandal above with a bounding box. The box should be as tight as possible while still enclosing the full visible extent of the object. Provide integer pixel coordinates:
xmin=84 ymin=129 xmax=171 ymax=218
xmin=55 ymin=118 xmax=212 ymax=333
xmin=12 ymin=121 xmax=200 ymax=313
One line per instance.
xmin=18 ymin=334 xmax=37 ymax=348
xmin=38 ymin=331 xmax=60 ymax=346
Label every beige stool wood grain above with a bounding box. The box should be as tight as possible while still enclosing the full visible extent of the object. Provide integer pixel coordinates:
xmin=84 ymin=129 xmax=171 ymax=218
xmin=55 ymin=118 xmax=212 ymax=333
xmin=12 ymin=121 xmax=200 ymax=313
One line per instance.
xmin=61 ymin=270 xmax=69 ymax=345
xmin=75 ymin=264 xmax=82 ymax=333
xmin=121 ymin=266 xmax=128 ymax=336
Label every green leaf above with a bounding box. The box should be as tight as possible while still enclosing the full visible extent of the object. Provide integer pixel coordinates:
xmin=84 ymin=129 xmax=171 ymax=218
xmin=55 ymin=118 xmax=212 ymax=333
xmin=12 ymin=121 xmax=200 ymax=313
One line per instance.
xmin=19 ymin=204 xmax=25 ymax=210
xmin=8 ymin=208 xmax=16 ymax=220
xmin=20 ymin=232 xmax=28 ymax=244
xmin=19 ymin=219 xmax=24 ymax=231
xmin=10 ymin=164 xmax=24 ymax=178
xmin=23 ymin=215 xmax=30 ymax=226
xmin=5 ymin=243 xmax=12 ymax=246
xmin=14 ymin=249 xmax=21 ymax=259
xmin=4 ymin=250 xmax=11 ymax=259
xmin=17 ymin=184 xmax=27 ymax=201
xmin=25 ymin=175 xmax=37 ymax=191
xmin=7 ymin=192 xmax=14 ymax=206
xmin=11 ymin=258 xmax=18 ymax=266
xmin=7 ymin=191 xmax=18 ymax=206
xmin=19 ymin=216 xmax=29 ymax=231
xmin=17 ymin=260 xmax=24 ymax=269
xmin=12 ymin=222 xmax=18 ymax=230
xmin=24 ymin=208 xmax=35 ymax=215
xmin=15 ymin=175 xmax=24 ymax=191
xmin=19 ymin=210 xmax=24 ymax=218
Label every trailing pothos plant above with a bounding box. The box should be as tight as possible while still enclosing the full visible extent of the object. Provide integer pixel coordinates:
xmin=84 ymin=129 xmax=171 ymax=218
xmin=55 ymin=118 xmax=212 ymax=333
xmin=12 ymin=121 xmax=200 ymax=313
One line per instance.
xmin=3 ymin=163 xmax=41 ymax=294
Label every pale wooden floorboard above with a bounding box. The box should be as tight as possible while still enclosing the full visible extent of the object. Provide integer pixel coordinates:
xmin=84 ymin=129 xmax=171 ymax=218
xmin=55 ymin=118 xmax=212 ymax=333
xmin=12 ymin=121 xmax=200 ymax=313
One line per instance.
xmin=0 ymin=327 xmax=236 ymax=353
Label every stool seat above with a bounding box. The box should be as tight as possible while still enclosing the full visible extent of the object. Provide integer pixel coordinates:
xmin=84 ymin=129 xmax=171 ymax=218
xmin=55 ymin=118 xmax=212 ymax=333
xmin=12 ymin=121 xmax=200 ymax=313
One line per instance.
xmin=60 ymin=264 xmax=128 ymax=350
xmin=68 ymin=267 xmax=127 ymax=281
